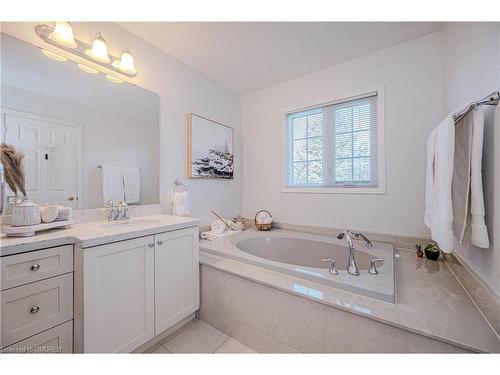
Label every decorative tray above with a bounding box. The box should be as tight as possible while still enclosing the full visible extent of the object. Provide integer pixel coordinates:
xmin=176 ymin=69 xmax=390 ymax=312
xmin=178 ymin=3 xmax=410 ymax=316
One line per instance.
xmin=2 ymin=219 xmax=74 ymax=237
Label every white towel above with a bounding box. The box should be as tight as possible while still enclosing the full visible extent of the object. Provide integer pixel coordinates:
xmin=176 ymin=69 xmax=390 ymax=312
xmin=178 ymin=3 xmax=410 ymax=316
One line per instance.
xmin=200 ymin=229 xmax=239 ymax=241
xmin=452 ymin=112 xmax=473 ymax=242
xmin=40 ymin=204 xmax=59 ymax=223
xmin=123 ymin=167 xmax=141 ymax=204
xmin=470 ymin=108 xmax=489 ymax=248
xmin=424 ymin=115 xmax=455 ymax=253
xmin=171 ymin=191 xmax=191 ymax=216
xmin=101 ymin=165 xmax=125 ymax=204
xmin=211 ymin=220 xmax=227 ymax=234
xmin=55 ymin=205 xmax=72 ymax=221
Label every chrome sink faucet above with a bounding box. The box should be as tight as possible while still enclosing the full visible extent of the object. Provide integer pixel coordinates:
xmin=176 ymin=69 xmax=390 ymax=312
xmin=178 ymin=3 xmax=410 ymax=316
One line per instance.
xmin=104 ymin=200 xmax=130 ymax=222
xmin=337 ymin=230 xmax=373 ymax=276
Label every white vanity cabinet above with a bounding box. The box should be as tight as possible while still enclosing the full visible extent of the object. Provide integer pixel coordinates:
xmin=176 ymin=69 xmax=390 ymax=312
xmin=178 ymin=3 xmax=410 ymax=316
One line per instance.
xmin=0 ymin=245 xmax=74 ymax=353
xmin=83 ymin=235 xmax=155 ymax=353
xmin=82 ymin=226 xmax=199 ymax=353
xmin=154 ymin=227 xmax=199 ymax=334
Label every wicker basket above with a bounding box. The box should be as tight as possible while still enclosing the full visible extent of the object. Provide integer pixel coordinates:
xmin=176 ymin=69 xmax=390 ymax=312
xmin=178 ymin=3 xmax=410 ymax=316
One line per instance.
xmin=255 ymin=210 xmax=273 ymax=231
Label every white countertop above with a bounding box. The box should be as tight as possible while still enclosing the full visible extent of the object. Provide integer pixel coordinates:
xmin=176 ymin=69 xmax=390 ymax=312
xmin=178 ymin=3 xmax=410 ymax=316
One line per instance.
xmin=0 ymin=214 xmax=201 ymax=256
xmin=200 ymin=229 xmax=500 ymax=353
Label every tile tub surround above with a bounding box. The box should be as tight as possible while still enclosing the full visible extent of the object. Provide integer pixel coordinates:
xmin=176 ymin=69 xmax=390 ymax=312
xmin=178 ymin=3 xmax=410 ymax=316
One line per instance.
xmin=270 ymin=221 xmax=500 ymax=338
xmin=0 ymin=214 xmax=201 ymax=256
xmin=444 ymin=252 xmax=500 ymax=337
xmin=198 ymin=249 xmax=500 ymax=353
xmin=201 ymin=229 xmax=395 ymax=303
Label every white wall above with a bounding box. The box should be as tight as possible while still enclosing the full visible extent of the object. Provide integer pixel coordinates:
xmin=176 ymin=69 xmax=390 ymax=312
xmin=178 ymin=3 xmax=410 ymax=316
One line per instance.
xmin=241 ymin=33 xmax=442 ymax=237
xmin=1 ymin=22 xmax=242 ymax=224
xmin=441 ymin=22 xmax=500 ymax=297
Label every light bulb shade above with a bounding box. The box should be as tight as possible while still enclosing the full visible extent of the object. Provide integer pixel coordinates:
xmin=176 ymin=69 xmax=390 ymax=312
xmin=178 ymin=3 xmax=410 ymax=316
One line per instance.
xmin=48 ymin=21 xmax=77 ymax=49
xmin=41 ymin=49 xmax=67 ymax=62
xmin=112 ymin=48 xmax=137 ymax=75
xmin=106 ymin=75 xmax=124 ymax=84
xmin=85 ymin=33 xmax=110 ymax=63
xmin=78 ymin=64 xmax=99 ymax=74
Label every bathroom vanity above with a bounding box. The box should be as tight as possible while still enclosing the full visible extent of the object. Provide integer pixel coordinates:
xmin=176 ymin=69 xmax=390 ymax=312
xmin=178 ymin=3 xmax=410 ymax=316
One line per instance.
xmin=0 ymin=214 xmax=201 ymax=353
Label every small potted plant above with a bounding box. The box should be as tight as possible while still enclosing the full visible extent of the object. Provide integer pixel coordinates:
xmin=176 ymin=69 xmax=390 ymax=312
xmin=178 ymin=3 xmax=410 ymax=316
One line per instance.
xmin=424 ymin=243 xmax=440 ymax=261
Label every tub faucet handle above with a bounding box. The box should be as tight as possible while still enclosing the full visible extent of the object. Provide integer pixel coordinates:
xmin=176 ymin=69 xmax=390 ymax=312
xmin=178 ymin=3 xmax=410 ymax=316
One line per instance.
xmin=368 ymin=258 xmax=385 ymax=275
xmin=322 ymin=258 xmax=338 ymax=275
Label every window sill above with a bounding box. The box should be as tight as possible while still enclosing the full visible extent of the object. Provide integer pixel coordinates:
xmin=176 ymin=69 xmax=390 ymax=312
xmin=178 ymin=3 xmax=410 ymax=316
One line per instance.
xmin=281 ymin=186 xmax=386 ymax=195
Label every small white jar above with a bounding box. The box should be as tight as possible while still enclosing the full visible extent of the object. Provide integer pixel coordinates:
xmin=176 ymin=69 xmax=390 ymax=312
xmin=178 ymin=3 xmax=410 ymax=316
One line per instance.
xmin=11 ymin=198 xmax=41 ymax=227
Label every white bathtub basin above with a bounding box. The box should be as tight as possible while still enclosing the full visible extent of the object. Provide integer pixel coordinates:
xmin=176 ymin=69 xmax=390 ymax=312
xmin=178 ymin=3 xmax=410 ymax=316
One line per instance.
xmin=236 ymin=237 xmax=375 ymax=270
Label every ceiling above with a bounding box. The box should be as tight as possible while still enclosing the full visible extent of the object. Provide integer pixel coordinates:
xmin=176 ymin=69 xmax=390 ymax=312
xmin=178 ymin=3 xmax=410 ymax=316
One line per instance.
xmin=120 ymin=22 xmax=441 ymax=95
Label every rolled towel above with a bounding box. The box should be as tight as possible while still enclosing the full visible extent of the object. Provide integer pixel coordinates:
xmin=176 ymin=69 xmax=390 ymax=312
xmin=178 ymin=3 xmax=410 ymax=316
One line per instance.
xmin=40 ymin=204 xmax=59 ymax=223
xmin=200 ymin=230 xmax=239 ymax=241
xmin=56 ymin=205 xmax=72 ymax=221
xmin=211 ymin=220 xmax=227 ymax=234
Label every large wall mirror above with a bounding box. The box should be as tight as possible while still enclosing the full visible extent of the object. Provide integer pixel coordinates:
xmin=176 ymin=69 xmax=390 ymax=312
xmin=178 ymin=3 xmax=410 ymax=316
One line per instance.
xmin=1 ymin=33 xmax=159 ymax=209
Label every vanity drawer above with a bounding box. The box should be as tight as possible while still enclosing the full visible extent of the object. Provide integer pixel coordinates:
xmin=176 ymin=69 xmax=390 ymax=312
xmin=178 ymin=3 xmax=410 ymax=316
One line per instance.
xmin=0 ymin=245 xmax=73 ymax=290
xmin=3 ymin=321 xmax=73 ymax=354
xmin=0 ymin=273 xmax=73 ymax=348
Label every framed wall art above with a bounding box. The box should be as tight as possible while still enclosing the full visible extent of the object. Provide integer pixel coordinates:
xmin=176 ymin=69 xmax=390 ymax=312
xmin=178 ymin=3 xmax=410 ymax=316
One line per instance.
xmin=187 ymin=113 xmax=234 ymax=179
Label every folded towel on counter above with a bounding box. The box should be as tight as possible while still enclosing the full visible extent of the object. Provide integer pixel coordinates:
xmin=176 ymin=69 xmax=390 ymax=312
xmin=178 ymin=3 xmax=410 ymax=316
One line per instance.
xmin=211 ymin=220 xmax=227 ymax=234
xmin=171 ymin=190 xmax=191 ymax=216
xmin=101 ymin=165 xmax=125 ymax=204
xmin=200 ymin=229 xmax=240 ymax=241
xmin=123 ymin=167 xmax=141 ymax=204
xmin=56 ymin=205 xmax=72 ymax=221
xmin=40 ymin=204 xmax=59 ymax=223
xmin=424 ymin=115 xmax=455 ymax=253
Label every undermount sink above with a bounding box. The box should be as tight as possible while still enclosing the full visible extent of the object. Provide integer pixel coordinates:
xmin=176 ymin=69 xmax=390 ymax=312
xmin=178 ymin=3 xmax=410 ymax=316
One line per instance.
xmin=98 ymin=218 xmax=162 ymax=228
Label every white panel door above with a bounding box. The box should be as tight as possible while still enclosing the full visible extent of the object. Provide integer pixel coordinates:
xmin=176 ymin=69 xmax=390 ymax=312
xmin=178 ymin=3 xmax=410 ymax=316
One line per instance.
xmin=3 ymin=111 xmax=79 ymax=208
xmin=154 ymin=227 xmax=199 ymax=334
xmin=45 ymin=123 xmax=78 ymax=207
xmin=83 ymin=236 xmax=155 ymax=353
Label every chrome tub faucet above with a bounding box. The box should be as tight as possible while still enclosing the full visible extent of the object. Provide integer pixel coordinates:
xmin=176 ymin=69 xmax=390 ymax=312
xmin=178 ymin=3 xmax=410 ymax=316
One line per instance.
xmin=337 ymin=230 xmax=373 ymax=276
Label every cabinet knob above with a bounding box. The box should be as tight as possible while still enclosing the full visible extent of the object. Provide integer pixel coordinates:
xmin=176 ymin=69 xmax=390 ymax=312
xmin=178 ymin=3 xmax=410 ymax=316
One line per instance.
xmin=67 ymin=196 xmax=75 ymax=201
xmin=157 ymin=240 xmax=163 ymax=246
xmin=148 ymin=243 xmax=155 ymax=248
xmin=30 ymin=264 xmax=40 ymax=271
xmin=30 ymin=306 xmax=40 ymax=314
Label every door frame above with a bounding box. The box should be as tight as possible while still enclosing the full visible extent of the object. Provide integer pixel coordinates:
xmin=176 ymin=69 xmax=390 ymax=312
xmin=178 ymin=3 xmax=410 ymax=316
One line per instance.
xmin=1 ymin=107 xmax=83 ymax=209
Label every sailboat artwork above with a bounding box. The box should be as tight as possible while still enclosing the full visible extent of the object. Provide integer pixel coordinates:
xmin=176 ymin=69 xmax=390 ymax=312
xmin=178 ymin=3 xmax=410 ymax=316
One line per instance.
xmin=187 ymin=113 xmax=234 ymax=179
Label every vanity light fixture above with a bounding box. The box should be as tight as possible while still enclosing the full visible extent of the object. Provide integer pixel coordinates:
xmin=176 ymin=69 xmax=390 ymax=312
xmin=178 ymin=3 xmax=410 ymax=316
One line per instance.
xmin=85 ymin=33 xmax=111 ymax=64
xmin=41 ymin=49 xmax=67 ymax=62
xmin=78 ymin=64 xmax=99 ymax=74
xmin=35 ymin=23 xmax=137 ymax=81
xmin=112 ymin=48 xmax=137 ymax=75
xmin=48 ymin=21 xmax=77 ymax=49
xmin=105 ymin=75 xmax=124 ymax=84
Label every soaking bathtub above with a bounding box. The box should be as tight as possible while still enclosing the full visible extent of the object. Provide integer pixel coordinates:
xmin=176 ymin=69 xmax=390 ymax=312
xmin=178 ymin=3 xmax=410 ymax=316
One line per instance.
xmin=200 ymin=229 xmax=395 ymax=303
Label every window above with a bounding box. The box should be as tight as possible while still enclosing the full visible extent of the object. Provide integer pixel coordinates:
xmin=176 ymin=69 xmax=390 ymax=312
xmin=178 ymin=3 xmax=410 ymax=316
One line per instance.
xmin=286 ymin=92 xmax=380 ymax=190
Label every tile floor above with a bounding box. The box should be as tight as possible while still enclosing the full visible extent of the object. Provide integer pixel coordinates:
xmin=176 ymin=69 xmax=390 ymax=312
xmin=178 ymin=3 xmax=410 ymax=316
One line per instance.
xmin=144 ymin=320 xmax=255 ymax=354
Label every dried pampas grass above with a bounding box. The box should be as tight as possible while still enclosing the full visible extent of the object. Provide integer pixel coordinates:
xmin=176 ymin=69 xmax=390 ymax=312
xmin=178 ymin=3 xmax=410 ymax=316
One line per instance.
xmin=1 ymin=143 xmax=27 ymax=197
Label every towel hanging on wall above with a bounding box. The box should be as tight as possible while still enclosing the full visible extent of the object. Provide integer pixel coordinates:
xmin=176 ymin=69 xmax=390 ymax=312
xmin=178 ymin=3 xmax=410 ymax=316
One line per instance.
xmin=101 ymin=165 xmax=125 ymax=204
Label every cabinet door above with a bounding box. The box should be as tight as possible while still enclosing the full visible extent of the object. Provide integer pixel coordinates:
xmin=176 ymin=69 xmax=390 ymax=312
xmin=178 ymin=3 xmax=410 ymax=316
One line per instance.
xmin=83 ymin=236 xmax=155 ymax=353
xmin=154 ymin=227 xmax=199 ymax=334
